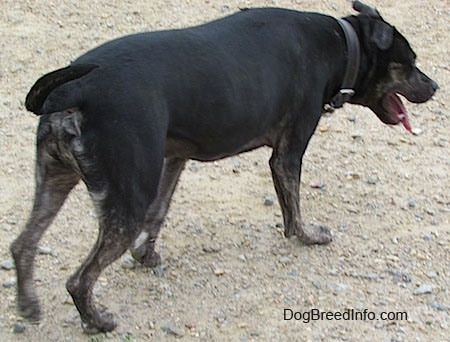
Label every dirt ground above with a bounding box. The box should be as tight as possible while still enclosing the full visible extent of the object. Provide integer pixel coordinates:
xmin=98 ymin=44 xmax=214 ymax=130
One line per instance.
xmin=0 ymin=0 xmax=449 ymax=341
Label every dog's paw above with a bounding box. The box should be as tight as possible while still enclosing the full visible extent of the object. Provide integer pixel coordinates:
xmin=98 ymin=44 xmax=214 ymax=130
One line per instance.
xmin=81 ymin=308 xmax=116 ymax=335
xmin=18 ymin=298 xmax=41 ymax=323
xmin=141 ymin=251 xmax=162 ymax=268
xmin=297 ymin=223 xmax=333 ymax=245
xmin=130 ymin=247 xmax=161 ymax=268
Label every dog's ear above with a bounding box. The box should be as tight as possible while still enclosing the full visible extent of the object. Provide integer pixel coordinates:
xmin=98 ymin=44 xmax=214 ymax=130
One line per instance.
xmin=371 ymin=20 xmax=394 ymax=50
xmin=353 ymin=1 xmax=381 ymax=18
xmin=353 ymin=1 xmax=394 ymax=50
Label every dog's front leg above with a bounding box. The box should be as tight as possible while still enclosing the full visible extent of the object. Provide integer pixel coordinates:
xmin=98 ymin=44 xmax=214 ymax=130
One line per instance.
xmin=269 ymin=131 xmax=332 ymax=245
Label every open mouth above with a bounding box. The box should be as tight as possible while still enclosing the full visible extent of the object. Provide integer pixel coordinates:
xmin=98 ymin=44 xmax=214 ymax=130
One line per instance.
xmin=382 ymin=93 xmax=411 ymax=132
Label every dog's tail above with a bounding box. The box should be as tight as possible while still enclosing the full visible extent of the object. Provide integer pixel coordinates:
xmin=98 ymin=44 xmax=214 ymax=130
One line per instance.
xmin=25 ymin=63 xmax=98 ymax=115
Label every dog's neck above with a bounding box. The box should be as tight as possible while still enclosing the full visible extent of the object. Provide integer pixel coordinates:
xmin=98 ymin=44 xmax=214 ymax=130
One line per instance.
xmin=324 ymin=18 xmax=361 ymax=113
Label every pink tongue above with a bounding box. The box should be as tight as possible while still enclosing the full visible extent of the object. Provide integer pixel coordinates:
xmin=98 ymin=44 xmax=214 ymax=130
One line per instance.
xmin=390 ymin=94 xmax=411 ymax=132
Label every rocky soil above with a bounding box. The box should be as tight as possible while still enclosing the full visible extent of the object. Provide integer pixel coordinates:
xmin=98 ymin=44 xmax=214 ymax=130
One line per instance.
xmin=0 ymin=0 xmax=449 ymax=341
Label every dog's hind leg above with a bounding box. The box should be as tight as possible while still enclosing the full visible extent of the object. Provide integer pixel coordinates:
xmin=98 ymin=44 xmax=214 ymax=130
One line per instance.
xmin=10 ymin=143 xmax=80 ymax=322
xmin=66 ymin=211 xmax=138 ymax=334
xmin=66 ymin=136 xmax=164 ymax=333
xmin=130 ymin=157 xmax=186 ymax=267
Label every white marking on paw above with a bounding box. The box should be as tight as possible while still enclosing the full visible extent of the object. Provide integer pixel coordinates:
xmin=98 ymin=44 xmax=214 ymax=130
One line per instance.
xmin=133 ymin=231 xmax=149 ymax=249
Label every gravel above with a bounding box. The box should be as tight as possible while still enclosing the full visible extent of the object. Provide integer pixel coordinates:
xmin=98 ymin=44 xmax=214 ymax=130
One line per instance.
xmin=413 ymin=284 xmax=433 ymax=295
xmin=12 ymin=322 xmax=25 ymax=334
xmin=0 ymin=1 xmax=448 ymax=341
xmin=0 ymin=259 xmax=14 ymax=270
xmin=161 ymin=323 xmax=185 ymax=337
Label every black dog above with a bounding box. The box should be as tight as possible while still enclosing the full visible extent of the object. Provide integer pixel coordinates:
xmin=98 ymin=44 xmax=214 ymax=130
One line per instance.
xmin=11 ymin=1 xmax=437 ymax=334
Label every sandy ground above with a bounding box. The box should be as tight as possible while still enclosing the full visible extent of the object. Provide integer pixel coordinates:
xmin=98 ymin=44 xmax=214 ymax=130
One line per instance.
xmin=0 ymin=0 xmax=449 ymax=341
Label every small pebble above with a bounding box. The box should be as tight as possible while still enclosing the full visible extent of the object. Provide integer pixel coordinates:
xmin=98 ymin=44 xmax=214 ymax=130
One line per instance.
xmin=264 ymin=196 xmax=275 ymax=206
xmin=364 ymin=272 xmax=378 ymax=280
xmin=415 ymin=213 xmax=424 ymax=221
xmin=1 ymin=259 xmax=15 ymax=270
xmin=328 ymin=269 xmax=338 ymax=276
xmin=161 ymin=323 xmax=185 ymax=337
xmin=188 ymin=164 xmax=198 ymax=172
xmin=153 ymin=265 xmax=165 ymax=278
xmin=3 ymin=277 xmax=17 ymax=288
xmin=411 ymin=127 xmax=422 ymax=135
xmin=121 ymin=254 xmax=137 ymax=269
xmin=422 ymin=234 xmax=432 ymax=241
xmin=185 ymin=321 xmax=196 ymax=330
xmin=392 ymin=271 xmax=411 ymax=283
xmin=408 ymin=199 xmax=417 ymax=208
xmin=348 ymin=114 xmax=357 ymax=122
xmin=426 ymin=271 xmax=438 ymax=278
xmin=431 ymin=302 xmax=447 ymax=312
xmin=312 ymin=279 xmax=322 ymax=289
xmin=367 ymin=178 xmax=378 ymax=185
xmin=310 ymin=180 xmax=325 ymax=189
xmin=346 ymin=172 xmax=360 ymax=180
xmin=288 ymin=270 xmax=298 ymax=277
xmin=238 ymin=322 xmax=249 ymax=329
xmin=13 ymin=322 xmax=25 ymax=334
xmin=214 ymin=268 xmax=225 ymax=276
xmin=2 ymin=223 xmax=12 ymax=231
xmin=214 ymin=312 xmax=227 ymax=323
xmin=38 ymin=246 xmax=54 ymax=255
xmin=347 ymin=206 xmax=359 ymax=214
xmin=202 ymin=244 xmax=221 ymax=253
xmin=413 ymin=284 xmax=433 ymax=295
xmin=351 ymin=131 xmax=363 ymax=139
xmin=279 ymin=256 xmax=291 ymax=264
xmin=378 ymin=299 xmax=388 ymax=306
xmin=334 ymin=283 xmax=348 ymax=293
xmin=425 ymin=208 xmax=435 ymax=216
xmin=434 ymin=138 xmax=447 ymax=148
xmin=338 ymin=224 xmax=349 ymax=232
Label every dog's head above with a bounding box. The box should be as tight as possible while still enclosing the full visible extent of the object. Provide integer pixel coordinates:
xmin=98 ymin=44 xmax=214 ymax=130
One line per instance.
xmin=348 ymin=1 xmax=438 ymax=131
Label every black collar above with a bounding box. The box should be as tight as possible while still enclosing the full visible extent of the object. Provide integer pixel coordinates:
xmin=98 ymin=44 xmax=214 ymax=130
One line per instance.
xmin=324 ymin=18 xmax=361 ymax=113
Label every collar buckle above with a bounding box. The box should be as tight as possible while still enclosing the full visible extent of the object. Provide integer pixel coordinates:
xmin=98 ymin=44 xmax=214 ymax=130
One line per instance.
xmin=325 ymin=89 xmax=356 ymax=113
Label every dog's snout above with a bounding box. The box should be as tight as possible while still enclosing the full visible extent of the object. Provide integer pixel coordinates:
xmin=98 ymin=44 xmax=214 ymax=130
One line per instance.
xmin=431 ymin=79 xmax=439 ymax=91
xmin=418 ymin=69 xmax=438 ymax=92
